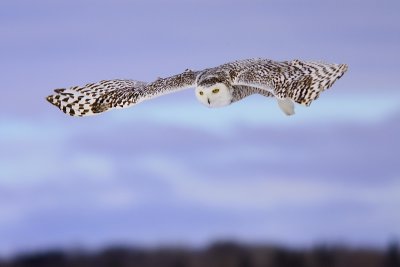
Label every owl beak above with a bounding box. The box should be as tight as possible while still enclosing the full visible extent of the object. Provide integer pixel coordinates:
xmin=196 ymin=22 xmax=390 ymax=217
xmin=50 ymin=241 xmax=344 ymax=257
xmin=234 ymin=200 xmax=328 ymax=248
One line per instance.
xmin=207 ymin=98 xmax=211 ymax=105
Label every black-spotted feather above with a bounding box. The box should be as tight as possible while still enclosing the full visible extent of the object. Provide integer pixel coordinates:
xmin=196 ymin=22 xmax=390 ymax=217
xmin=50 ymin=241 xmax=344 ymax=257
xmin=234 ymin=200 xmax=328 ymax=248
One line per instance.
xmin=234 ymin=59 xmax=348 ymax=106
xmin=46 ymin=70 xmax=199 ymax=117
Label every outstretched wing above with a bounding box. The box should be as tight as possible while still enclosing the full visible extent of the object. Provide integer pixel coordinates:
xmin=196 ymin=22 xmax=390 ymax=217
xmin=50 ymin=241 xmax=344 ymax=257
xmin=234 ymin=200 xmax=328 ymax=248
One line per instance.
xmin=233 ymin=59 xmax=348 ymax=106
xmin=46 ymin=79 xmax=147 ymax=116
xmin=46 ymin=70 xmax=200 ymax=117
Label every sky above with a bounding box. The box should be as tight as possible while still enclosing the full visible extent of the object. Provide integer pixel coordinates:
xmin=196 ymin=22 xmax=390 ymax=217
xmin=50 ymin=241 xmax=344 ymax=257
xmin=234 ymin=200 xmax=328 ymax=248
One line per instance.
xmin=1 ymin=0 xmax=400 ymax=257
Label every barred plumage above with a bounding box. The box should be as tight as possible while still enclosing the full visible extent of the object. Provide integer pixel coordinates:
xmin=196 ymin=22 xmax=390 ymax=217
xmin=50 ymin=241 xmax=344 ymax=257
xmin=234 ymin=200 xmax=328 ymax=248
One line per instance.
xmin=46 ymin=58 xmax=348 ymax=117
xmin=46 ymin=80 xmax=147 ymax=116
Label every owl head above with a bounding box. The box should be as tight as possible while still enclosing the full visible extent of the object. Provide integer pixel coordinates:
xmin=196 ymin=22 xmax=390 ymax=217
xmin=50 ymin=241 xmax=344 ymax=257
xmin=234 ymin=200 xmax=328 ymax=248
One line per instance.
xmin=195 ymin=83 xmax=232 ymax=108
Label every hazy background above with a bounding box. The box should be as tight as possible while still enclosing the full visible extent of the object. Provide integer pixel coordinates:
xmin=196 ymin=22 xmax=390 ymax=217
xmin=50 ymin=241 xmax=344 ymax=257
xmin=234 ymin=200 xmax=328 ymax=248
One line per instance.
xmin=1 ymin=0 xmax=399 ymax=257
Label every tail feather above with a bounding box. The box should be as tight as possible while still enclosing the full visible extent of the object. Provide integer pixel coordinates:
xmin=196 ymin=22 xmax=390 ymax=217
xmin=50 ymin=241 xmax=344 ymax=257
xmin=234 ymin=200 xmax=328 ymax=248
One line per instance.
xmin=46 ymin=79 xmax=147 ymax=117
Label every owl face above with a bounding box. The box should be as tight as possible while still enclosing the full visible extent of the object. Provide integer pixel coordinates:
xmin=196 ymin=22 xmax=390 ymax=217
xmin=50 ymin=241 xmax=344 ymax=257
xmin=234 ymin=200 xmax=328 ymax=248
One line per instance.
xmin=195 ymin=83 xmax=232 ymax=108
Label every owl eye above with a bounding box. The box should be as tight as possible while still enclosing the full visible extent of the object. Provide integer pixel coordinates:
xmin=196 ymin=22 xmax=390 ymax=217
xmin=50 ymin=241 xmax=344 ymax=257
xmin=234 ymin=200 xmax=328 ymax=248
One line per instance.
xmin=212 ymin=88 xmax=220 ymax=94
xmin=199 ymin=91 xmax=204 ymax=95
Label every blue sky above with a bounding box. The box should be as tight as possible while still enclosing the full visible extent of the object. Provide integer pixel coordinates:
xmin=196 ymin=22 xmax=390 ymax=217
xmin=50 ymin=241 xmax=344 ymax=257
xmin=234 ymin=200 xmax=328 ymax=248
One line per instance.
xmin=1 ymin=0 xmax=400 ymax=256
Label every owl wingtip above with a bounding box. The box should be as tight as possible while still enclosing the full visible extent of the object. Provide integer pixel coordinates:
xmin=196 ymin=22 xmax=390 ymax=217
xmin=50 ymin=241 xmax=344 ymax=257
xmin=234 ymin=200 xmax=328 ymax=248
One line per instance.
xmin=340 ymin=63 xmax=349 ymax=73
xmin=46 ymin=95 xmax=55 ymax=104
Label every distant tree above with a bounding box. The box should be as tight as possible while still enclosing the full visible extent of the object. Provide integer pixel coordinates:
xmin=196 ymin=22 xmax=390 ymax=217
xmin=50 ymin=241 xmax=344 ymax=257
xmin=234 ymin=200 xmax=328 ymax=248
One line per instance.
xmin=11 ymin=250 xmax=67 ymax=267
xmin=272 ymin=248 xmax=305 ymax=267
xmin=206 ymin=242 xmax=252 ymax=267
xmin=385 ymin=242 xmax=400 ymax=267
xmin=0 ymin=242 xmax=395 ymax=267
xmin=313 ymin=246 xmax=335 ymax=267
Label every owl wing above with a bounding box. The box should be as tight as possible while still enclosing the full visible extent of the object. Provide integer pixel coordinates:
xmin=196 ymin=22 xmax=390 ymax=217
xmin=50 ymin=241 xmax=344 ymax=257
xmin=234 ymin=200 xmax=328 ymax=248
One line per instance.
xmin=231 ymin=85 xmax=273 ymax=104
xmin=233 ymin=59 xmax=348 ymax=106
xmin=46 ymin=70 xmax=200 ymax=117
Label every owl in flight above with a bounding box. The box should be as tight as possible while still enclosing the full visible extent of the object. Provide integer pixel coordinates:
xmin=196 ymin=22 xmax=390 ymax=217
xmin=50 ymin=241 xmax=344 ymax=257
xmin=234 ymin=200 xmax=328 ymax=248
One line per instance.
xmin=46 ymin=58 xmax=348 ymax=116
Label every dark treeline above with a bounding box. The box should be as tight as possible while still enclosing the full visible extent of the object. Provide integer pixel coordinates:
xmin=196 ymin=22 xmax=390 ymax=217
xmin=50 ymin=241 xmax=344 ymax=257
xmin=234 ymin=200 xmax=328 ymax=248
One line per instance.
xmin=1 ymin=242 xmax=399 ymax=267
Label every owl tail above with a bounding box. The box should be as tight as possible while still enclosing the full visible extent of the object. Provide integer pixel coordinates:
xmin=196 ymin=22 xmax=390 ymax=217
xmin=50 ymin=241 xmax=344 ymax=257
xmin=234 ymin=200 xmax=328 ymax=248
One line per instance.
xmin=46 ymin=79 xmax=147 ymax=117
xmin=289 ymin=61 xmax=348 ymax=106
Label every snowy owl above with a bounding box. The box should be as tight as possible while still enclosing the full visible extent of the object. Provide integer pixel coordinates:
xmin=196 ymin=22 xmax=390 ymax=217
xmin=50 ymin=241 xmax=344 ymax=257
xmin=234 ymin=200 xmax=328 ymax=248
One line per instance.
xmin=46 ymin=58 xmax=348 ymax=116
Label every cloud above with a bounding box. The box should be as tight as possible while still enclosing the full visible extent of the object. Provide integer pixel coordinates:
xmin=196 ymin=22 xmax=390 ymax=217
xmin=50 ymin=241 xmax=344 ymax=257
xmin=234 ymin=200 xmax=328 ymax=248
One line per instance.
xmin=133 ymin=154 xmax=400 ymax=210
xmin=1 ymin=108 xmax=399 ymax=255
